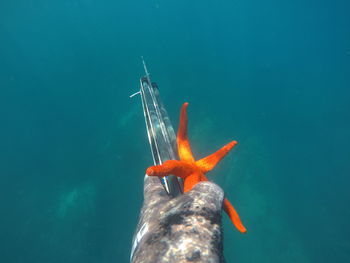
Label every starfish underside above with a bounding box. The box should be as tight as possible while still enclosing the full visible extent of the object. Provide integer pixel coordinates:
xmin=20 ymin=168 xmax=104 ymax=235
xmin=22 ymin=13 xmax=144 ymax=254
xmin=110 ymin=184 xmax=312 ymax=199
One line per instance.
xmin=146 ymin=102 xmax=247 ymax=233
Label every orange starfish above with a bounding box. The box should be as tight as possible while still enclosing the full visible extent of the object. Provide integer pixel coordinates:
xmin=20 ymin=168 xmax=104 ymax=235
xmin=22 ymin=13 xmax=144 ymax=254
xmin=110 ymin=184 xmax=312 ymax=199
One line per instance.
xmin=146 ymin=102 xmax=247 ymax=233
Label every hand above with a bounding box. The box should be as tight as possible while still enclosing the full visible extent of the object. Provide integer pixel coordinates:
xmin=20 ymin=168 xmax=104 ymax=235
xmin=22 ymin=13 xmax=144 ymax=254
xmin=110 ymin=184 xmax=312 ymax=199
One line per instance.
xmin=130 ymin=175 xmax=225 ymax=263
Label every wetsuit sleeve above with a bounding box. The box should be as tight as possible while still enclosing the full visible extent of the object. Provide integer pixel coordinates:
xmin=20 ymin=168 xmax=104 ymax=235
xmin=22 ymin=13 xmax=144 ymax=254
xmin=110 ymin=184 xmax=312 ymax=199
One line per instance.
xmin=130 ymin=176 xmax=224 ymax=263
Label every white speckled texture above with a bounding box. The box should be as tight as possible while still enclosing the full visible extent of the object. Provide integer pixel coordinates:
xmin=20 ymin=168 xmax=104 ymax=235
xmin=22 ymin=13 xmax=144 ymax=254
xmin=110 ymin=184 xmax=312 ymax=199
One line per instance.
xmin=131 ymin=178 xmax=224 ymax=263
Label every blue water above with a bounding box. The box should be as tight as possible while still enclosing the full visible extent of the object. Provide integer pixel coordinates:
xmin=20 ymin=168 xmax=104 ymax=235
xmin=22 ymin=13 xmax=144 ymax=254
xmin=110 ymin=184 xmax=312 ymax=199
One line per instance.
xmin=1 ymin=1 xmax=349 ymax=262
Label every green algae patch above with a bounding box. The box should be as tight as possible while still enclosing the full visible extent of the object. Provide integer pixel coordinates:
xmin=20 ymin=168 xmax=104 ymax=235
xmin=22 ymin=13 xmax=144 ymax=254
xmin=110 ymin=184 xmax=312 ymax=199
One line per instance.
xmin=56 ymin=183 xmax=96 ymax=219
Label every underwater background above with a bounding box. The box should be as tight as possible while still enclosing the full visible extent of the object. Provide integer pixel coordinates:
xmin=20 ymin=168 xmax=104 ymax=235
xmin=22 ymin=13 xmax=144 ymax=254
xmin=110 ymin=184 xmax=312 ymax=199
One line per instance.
xmin=1 ymin=0 xmax=349 ymax=262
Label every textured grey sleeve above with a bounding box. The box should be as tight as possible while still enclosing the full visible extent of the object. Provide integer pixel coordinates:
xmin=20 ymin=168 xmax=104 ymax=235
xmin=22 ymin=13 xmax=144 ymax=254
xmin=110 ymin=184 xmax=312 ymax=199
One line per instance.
xmin=130 ymin=175 xmax=225 ymax=263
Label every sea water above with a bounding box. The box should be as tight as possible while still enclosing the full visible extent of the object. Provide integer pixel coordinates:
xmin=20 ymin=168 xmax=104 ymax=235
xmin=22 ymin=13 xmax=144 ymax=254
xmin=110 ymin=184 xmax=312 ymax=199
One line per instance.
xmin=1 ymin=1 xmax=349 ymax=262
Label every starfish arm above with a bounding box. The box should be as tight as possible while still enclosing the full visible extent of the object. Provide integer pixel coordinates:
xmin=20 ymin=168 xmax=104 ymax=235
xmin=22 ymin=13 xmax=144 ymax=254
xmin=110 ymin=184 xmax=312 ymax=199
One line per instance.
xmin=146 ymin=160 xmax=194 ymax=179
xmin=196 ymin=141 xmax=237 ymax=173
xmin=177 ymin=102 xmax=195 ymax=162
xmin=223 ymin=198 xmax=247 ymax=233
xmin=183 ymin=172 xmax=202 ymax=192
